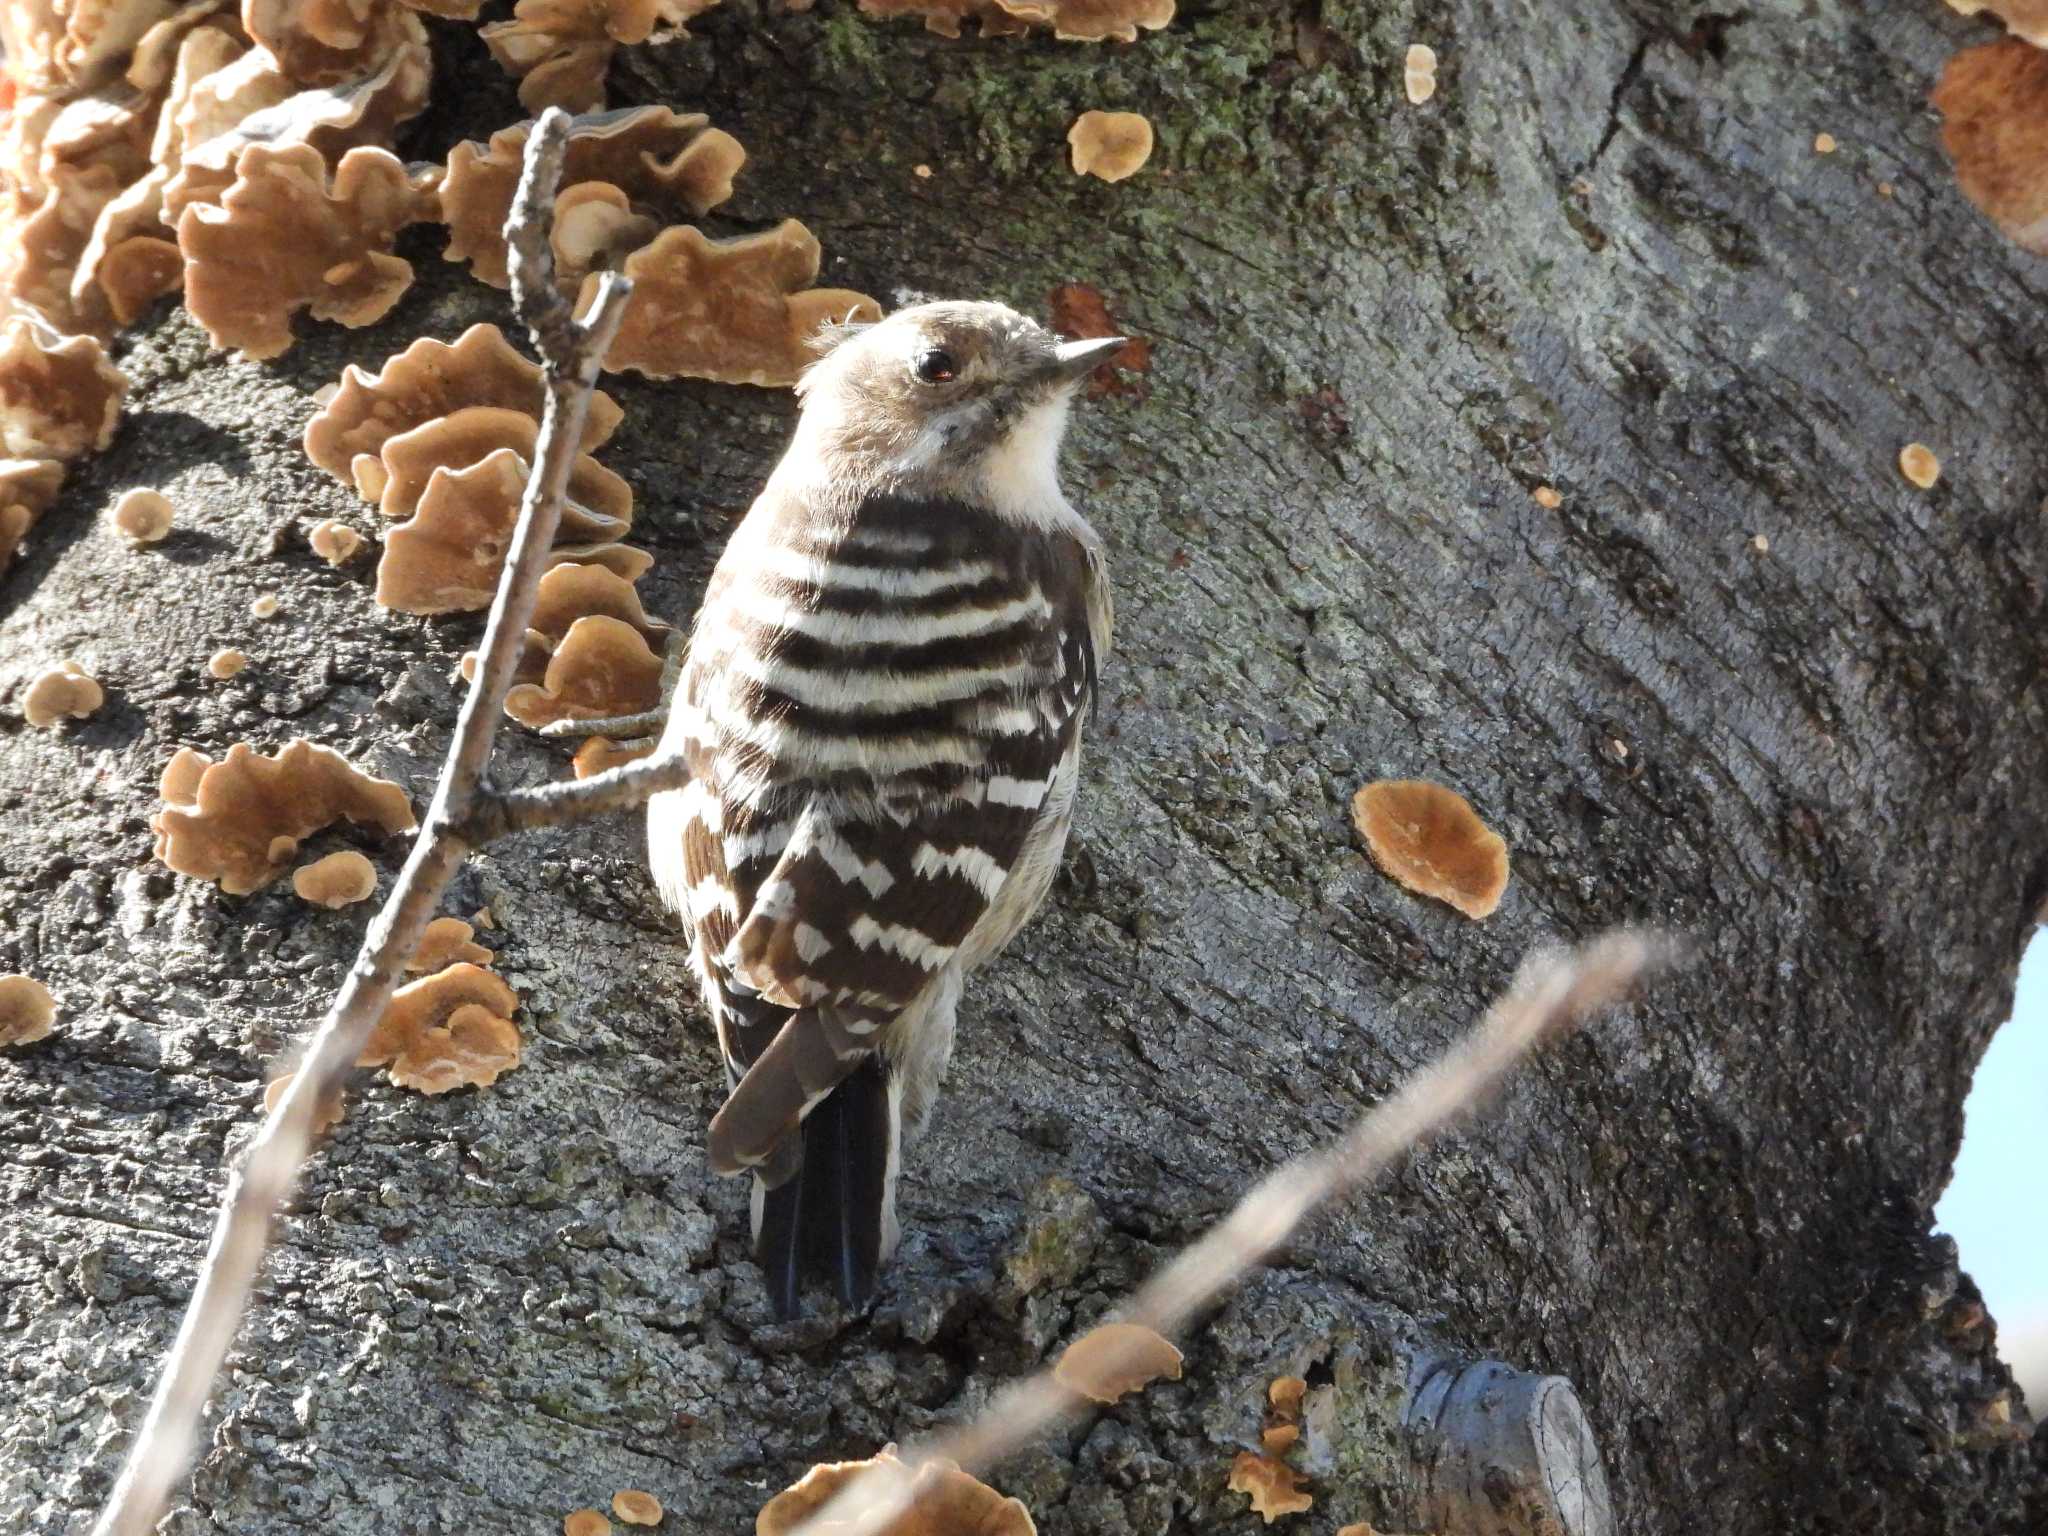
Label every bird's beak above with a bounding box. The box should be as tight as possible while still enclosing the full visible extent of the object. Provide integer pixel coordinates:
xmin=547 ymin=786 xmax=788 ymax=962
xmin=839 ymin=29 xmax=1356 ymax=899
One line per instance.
xmin=1050 ymin=335 xmax=1128 ymax=382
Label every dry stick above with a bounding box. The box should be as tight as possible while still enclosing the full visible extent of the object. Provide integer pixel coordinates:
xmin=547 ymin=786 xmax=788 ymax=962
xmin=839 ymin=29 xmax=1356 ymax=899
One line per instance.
xmin=91 ymin=108 xmax=635 ymax=1536
xmin=790 ymin=931 xmax=1670 ymax=1536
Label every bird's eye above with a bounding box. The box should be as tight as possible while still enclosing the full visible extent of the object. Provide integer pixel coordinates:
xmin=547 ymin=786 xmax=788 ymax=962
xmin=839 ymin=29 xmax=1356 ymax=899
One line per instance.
xmin=911 ymin=347 xmax=958 ymax=385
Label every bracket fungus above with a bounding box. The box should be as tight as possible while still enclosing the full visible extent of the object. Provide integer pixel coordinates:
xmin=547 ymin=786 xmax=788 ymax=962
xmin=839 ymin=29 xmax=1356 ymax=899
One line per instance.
xmin=1899 ymin=442 xmax=1942 ymax=489
xmin=1067 ymin=110 xmax=1152 ymax=182
xmin=360 ymin=962 xmax=522 ymax=1094
xmin=1351 ymin=778 xmax=1511 ymax=921
xmin=573 ymin=734 xmax=653 ymax=778
xmin=440 ymin=106 xmax=744 ymax=287
xmin=309 ymin=518 xmax=365 ymax=564
xmin=592 ymin=218 xmax=881 ymax=386
xmin=111 ymin=486 xmax=172 ymax=543
xmin=0 ymin=974 xmax=58 ymax=1048
xmin=153 ymin=740 xmax=416 ymax=894
xmin=563 ymin=1511 xmax=611 ymax=1536
xmin=531 ymin=560 xmax=669 ymax=648
xmin=756 ymin=1450 xmax=1036 ymax=1536
xmin=305 ymin=323 xmax=623 ymax=487
xmin=0 ymin=316 xmax=125 ymax=460
xmin=408 ymin=915 xmax=491 ymax=971
xmin=377 ymin=445 xmax=637 ymax=614
xmin=242 ymin=0 xmax=429 ymax=87
xmin=263 ymin=1071 xmax=346 ymax=1135
xmin=854 ymin=0 xmax=1031 ymax=38
xmin=1052 ymin=1321 xmax=1184 ymax=1403
xmin=0 ymin=457 xmax=65 ymax=572
xmin=552 ymin=180 xmax=660 ymax=286
xmin=610 ymin=1490 xmax=662 ymax=1527
xmin=992 ymin=0 xmax=1173 ymax=41
xmin=1404 ymin=42 xmax=1438 ymax=104
xmin=292 ymin=848 xmax=379 ymax=907
xmin=179 ymin=141 xmax=436 ymax=360
xmin=503 ymin=614 xmax=664 ymax=728
xmin=23 ymin=660 xmax=104 ymax=727
xmin=483 ymin=0 xmax=722 ymax=114
xmin=1933 ymin=37 xmax=2048 ymax=255
xmin=159 ymin=746 xmax=212 ymax=806
xmin=1947 ymin=0 xmax=2048 ymax=46
xmin=207 ymin=648 xmax=248 ymax=679
xmin=1228 ymin=1452 xmax=1313 ymax=1524
xmin=371 ymin=405 xmax=633 ymax=522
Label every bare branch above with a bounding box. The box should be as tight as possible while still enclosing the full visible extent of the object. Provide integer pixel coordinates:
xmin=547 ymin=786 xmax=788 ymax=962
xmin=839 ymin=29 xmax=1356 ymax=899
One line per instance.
xmin=91 ymin=107 xmax=636 ymax=1536
xmin=788 ymin=931 xmax=1673 ymax=1536
xmin=460 ymin=749 xmax=692 ymax=843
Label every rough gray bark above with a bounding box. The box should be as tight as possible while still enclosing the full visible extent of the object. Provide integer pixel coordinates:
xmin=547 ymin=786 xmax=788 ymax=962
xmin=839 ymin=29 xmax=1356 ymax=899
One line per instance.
xmin=3 ymin=2 xmax=2045 ymax=1533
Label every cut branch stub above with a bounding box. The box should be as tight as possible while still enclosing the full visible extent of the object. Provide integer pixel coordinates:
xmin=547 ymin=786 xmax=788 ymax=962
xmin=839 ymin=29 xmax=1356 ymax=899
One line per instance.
xmin=1403 ymin=1360 xmax=1615 ymax=1536
xmin=304 ymin=323 xmax=624 ymax=486
xmin=440 ymin=105 xmax=745 ymax=287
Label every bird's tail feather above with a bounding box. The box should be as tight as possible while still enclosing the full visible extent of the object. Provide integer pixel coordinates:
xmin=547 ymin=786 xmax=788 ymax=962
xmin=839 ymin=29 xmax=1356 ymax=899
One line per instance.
xmin=751 ymin=1056 xmax=896 ymax=1317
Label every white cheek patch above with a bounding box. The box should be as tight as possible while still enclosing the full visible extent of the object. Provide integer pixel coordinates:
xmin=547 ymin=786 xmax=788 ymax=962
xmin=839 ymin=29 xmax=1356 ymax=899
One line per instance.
xmin=979 ymin=395 xmax=1087 ymax=533
xmin=895 ymin=403 xmax=982 ymax=474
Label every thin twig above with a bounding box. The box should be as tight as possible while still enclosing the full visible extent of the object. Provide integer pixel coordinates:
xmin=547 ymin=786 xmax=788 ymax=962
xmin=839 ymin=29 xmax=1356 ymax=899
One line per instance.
xmin=91 ymin=107 xmax=635 ymax=1536
xmin=789 ymin=931 xmax=1672 ymax=1536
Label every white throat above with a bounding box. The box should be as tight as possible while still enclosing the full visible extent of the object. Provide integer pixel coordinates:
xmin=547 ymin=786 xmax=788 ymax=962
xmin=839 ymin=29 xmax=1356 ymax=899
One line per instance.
xmin=974 ymin=394 xmax=1088 ymax=535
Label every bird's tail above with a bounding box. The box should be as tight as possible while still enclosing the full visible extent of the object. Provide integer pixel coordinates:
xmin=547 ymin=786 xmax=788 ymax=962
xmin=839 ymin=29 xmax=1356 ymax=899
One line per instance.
xmin=749 ymin=1057 xmax=899 ymax=1317
xmin=707 ymin=1008 xmax=899 ymax=1317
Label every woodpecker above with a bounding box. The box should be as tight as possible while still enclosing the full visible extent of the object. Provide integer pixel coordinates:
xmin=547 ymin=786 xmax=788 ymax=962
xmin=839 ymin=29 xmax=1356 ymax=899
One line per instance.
xmin=645 ymin=300 xmax=1123 ymax=1317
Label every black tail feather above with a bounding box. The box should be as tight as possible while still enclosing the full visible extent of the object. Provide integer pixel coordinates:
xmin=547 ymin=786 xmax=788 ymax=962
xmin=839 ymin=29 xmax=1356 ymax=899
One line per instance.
xmin=753 ymin=1058 xmax=892 ymax=1318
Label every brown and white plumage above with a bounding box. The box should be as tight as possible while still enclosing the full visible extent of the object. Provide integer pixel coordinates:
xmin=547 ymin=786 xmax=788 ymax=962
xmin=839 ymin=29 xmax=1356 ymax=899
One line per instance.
xmin=647 ymin=300 xmax=1120 ymax=1314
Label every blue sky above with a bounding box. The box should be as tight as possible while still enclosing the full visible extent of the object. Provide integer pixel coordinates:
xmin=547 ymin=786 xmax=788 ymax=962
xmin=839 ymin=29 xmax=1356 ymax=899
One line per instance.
xmin=1935 ymin=929 xmax=2048 ymax=1405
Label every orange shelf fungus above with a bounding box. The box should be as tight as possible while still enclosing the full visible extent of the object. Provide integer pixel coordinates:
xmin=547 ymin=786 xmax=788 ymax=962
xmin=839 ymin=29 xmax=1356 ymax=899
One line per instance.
xmin=0 ymin=975 xmax=58 ymax=1048
xmin=563 ymin=1511 xmax=612 ymax=1536
xmin=441 ymin=106 xmax=744 ymax=287
xmin=377 ymin=447 xmax=636 ymax=614
xmin=112 ymin=487 xmax=173 ymax=543
xmin=611 ymin=1490 xmax=663 ymax=1527
xmin=408 ymin=915 xmax=493 ymax=972
xmin=574 ymin=735 xmax=654 ymax=777
xmin=304 ymin=323 xmax=623 ymax=488
xmin=263 ymin=1072 xmax=346 ymax=1134
xmin=1351 ymin=779 xmax=1511 ymax=920
xmin=292 ymin=848 xmax=379 ymax=908
xmin=591 ymin=219 xmax=881 ymax=386
xmin=532 ymin=560 xmax=670 ymax=647
xmin=504 ymin=614 xmax=664 ymax=728
xmin=242 ymin=0 xmax=430 ymax=87
xmin=1898 ymin=442 xmax=1941 ymax=490
xmin=1268 ymin=1375 xmax=1307 ymax=1419
xmin=992 ymin=0 xmax=1172 ymax=42
xmin=309 ymin=518 xmax=366 ymax=564
xmin=1068 ymin=110 xmax=1152 ymax=183
xmin=856 ymin=0 xmax=1032 ymax=38
xmin=1228 ymin=1452 xmax=1313 ymax=1524
xmin=179 ymin=141 xmax=437 ymax=361
xmin=1 ymin=458 xmax=65 ymax=573
xmin=207 ymin=648 xmax=249 ymax=679
xmin=0 ymin=317 xmax=126 ymax=461
xmin=1261 ymin=1422 xmax=1301 ymax=1454
xmin=1933 ymin=38 xmax=2048 ymax=255
xmin=483 ymin=0 xmax=723 ymax=114
xmin=552 ymin=181 xmax=661 ymax=288
xmin=360 ymin=962 xmax=523 ymax=1094
xmin=95 ymin=234 xmax=183 ymax=324
xmin=756 ymin=1449 xmax=1036 ymax=1536
xmin=153 ymin=740 xmax=416 ymax=895
xmin=159 ymin=747 xmax=213 ymax=806
xmin=1404 ymin=43 xmax=1438 ymax=104
xmin=1053 ymin=1322 xmax=1184 ymax=1403
xmin=372 ymin=405 xmax=632 ymax=522
xmin=160 ymin=41 xmax=434 ymax=226
xmin=23 ymin=662 xmax=104 ymax=727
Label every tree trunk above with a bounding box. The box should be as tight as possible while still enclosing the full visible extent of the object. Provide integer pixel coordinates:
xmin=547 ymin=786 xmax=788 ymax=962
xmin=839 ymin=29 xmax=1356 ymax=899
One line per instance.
xmin=4 ymin=2 xmax=2045 ymax=1532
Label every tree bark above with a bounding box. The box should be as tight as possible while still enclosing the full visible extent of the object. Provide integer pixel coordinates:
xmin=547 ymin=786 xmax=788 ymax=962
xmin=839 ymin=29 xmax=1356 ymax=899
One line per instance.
xmin=4 ymin=2 xmax=2045 ymax=1533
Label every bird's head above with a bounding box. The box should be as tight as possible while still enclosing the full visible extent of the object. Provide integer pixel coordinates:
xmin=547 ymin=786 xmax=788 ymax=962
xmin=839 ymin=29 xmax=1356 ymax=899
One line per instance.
xmin=787 ymin=299 xmax=1125 ymax=517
